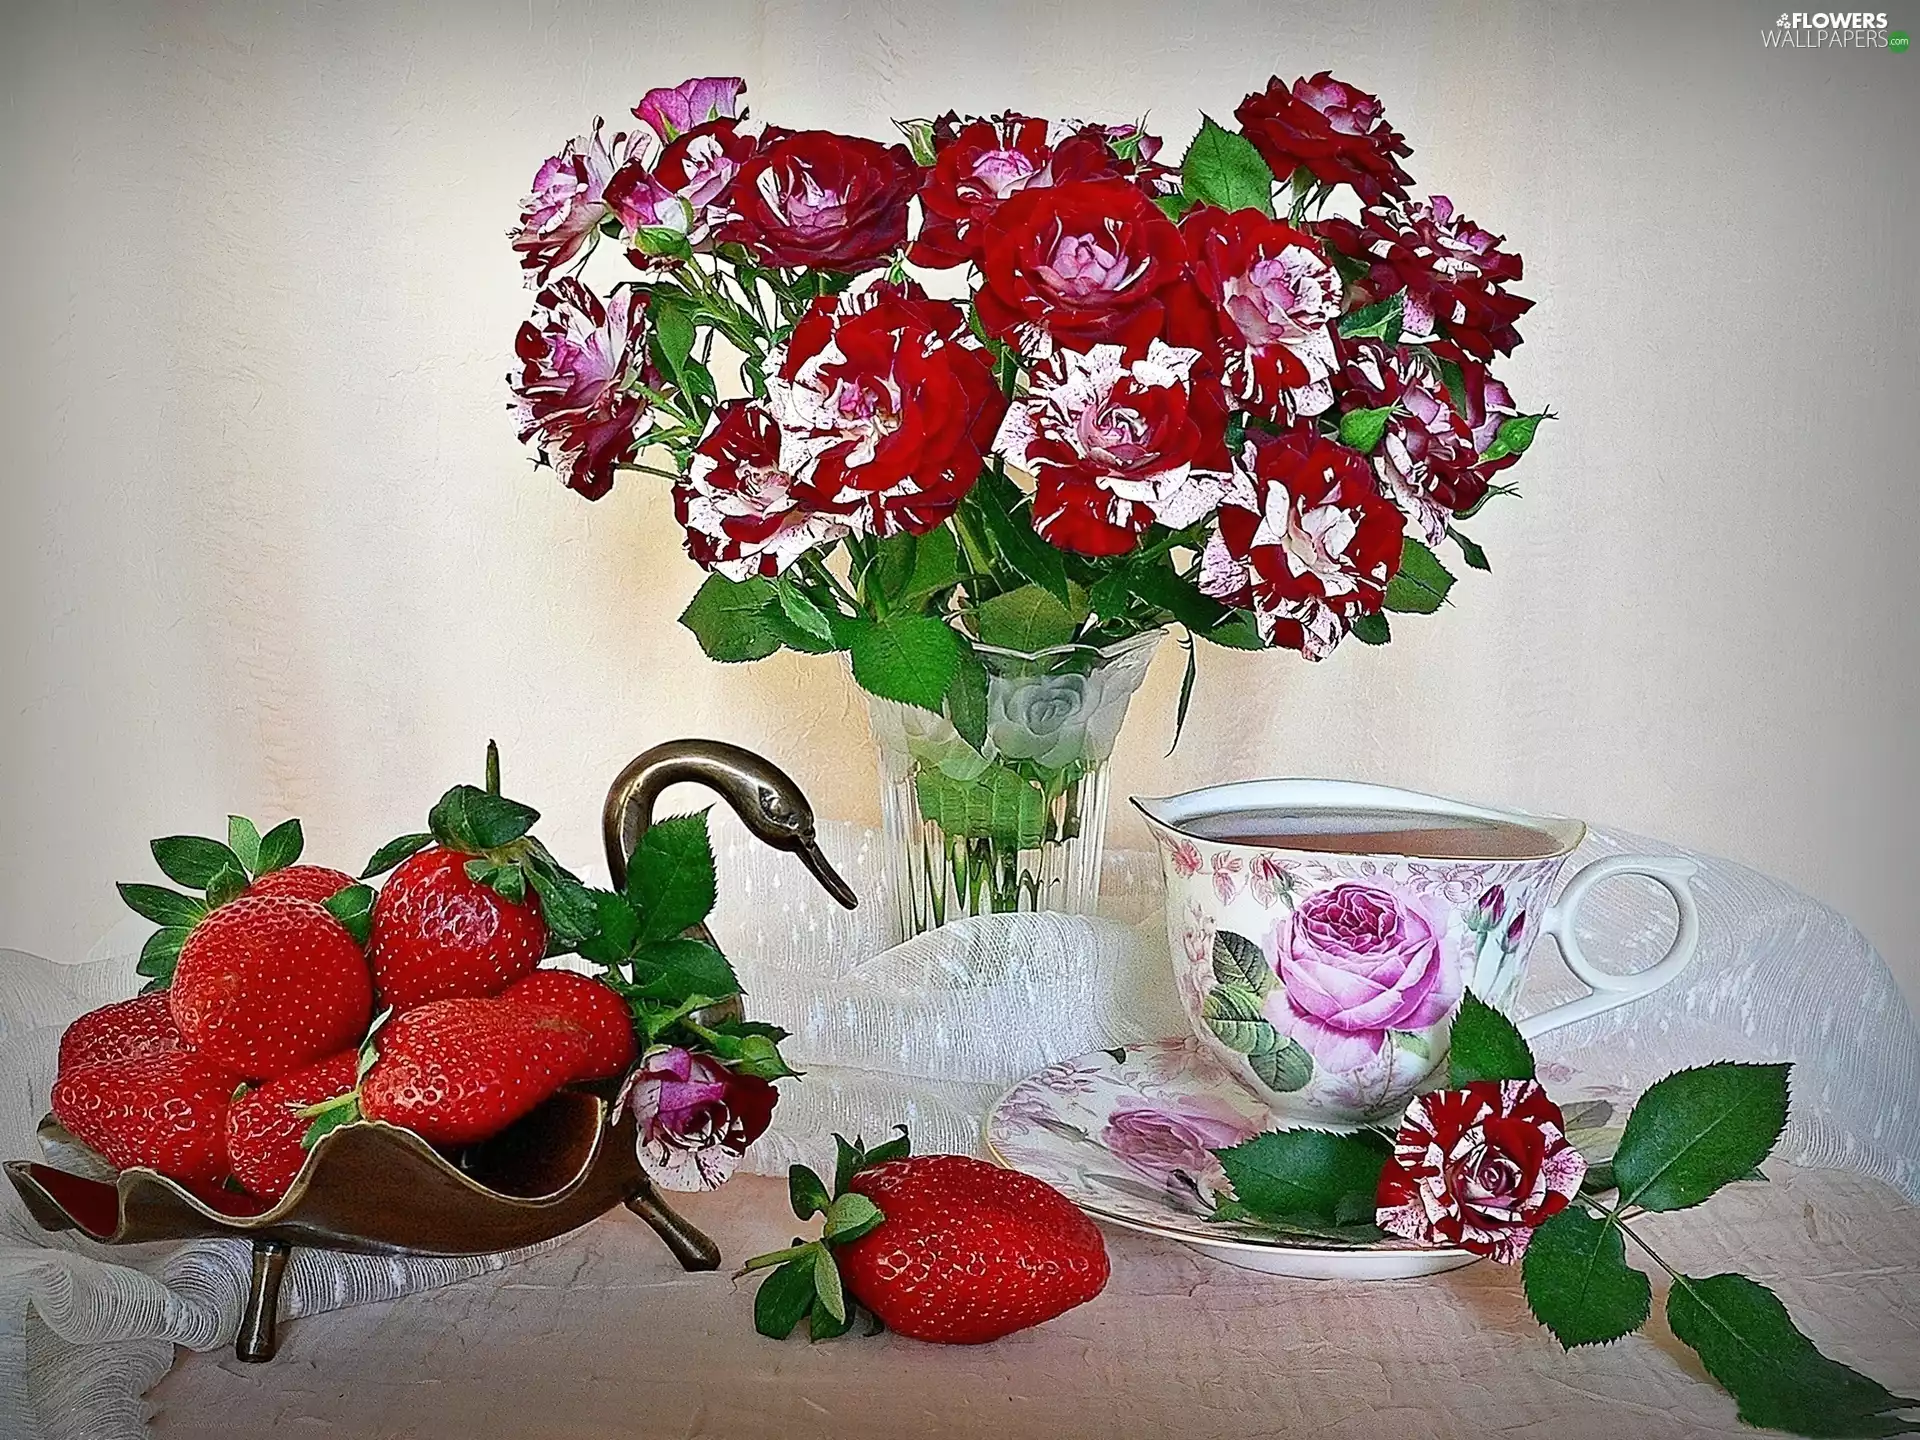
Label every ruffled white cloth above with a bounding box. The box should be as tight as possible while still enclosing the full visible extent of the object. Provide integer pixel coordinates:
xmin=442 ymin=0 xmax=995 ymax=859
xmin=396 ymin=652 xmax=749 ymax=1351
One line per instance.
xmin=2 ymin=820 xmax=1915 ymax=1440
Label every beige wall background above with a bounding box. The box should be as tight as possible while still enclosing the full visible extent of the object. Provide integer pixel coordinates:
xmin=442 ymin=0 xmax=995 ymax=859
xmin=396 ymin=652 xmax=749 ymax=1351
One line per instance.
xmin=3 ymin=0 xmax=1916 ymax=1001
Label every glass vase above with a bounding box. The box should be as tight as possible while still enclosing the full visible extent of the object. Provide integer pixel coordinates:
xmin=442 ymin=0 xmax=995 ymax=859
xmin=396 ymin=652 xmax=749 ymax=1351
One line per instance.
xmin=866 ymin=630 xmax=1164 ymax=940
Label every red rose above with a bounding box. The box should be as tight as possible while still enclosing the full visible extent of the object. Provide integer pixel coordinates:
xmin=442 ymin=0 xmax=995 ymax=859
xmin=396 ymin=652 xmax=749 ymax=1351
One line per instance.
xmin=1317 ymin=196 xmax=1532 ymax=361
xmin=910 ymin=114 xmax=1128 ymax=268
xmin=1375 ymin=1080 xmax=1588 ymax=1263
xmin=719 ymin=128 xmax=920 ymax=272
xmin=766 ymin=281 xmax=1006 ymax=535
xmin=1182 ymin=205 xmax=1342 ymax=423
xmin=673 ymin=400 xmax=858 ymax=578
xmin=974 ymin=178 xmax=1213 ymax=354
xmin=1341 ymin=340 xmax=1485 ymax=545
xmin=996 ymin=340 xmax=1232 ymax=556
xmin=1197 ymin=429 xmax=1404 ymax=658
xmin=606 ymin=117 xmax=755 ymax=257
xmin=510 ymin=278 xmax=651 ymax=500
xmin=1234 ymin=72 xmax=1413 ymax=207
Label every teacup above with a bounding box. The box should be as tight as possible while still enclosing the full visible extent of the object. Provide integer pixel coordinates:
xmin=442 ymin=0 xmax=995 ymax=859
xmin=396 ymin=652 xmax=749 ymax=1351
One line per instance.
xmin=1133 ymin=778 xmax=1701 ymax=1123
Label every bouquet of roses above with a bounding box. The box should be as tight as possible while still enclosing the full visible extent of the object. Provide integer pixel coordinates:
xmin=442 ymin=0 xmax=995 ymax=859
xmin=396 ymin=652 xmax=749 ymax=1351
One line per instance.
xmin=508 ymin=73 xmax=1547 ymax=929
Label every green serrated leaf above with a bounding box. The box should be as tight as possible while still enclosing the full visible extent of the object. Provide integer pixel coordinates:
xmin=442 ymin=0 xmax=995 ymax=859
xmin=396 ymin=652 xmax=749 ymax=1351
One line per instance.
xmin=628 ymin=811 xmax=719 ymax=940
xmin=848 ymin=612 xmax=962 ymax=711
xmin=1215 ymin=1129 xmax=1391 ymax=1226
xmin=812 ymin=1243 xmax=847 ymax=1324
xmin=823 ymin=1192 xmax=884 ymax=1244
xmin=632 ymin=937 xmax=741 ymax=1003
xmin=1338 ymin=405 xmax=1395 ymax=455
xmin=635 ymin=224 xmax=694 ymax=261
xmin=899 ymin=524 xmax=962 ymax=605
xmin=861 ymin=1126 xmax=911 ymax=1169
xmin=1349 ymin=611 xmax=1391 ymax=645
xmin=255 ymin=818 xmax=304 ymax=874
xmin=650 ymin=290 xmax=697 ymax=381
xmin=679 ymin=573 xmax=784 ymax=663
xmin=322 ymin=883 xmax=376 ymax=946
xmin=1612 ymin=1063 xmax=1791 ymax=1213
xmin=962 ymin=470 xmax=1071 ymax=606
xmin=833 ymin=1134 xmax=865 ymax=1197
xmin=692 ymin=1018 xmax=794 ymax=1079
xmin=1200 ymin=615 xmax=1265 ymax=649
xmin=1521 ymin=1208 xmax=1652 ymax=1349
xmin=1667 ymin=1272 xmax=1917 ymax=1437
xmin=1180 ymin=115 xmax=1275 ymax=216
xmin=945 ymin=644 xmax=990 ymax=751
xmin=1211 ymin=929 xmax=1272 ymax=993
xmin=1337 ymin=289 xmax=1407 ymax=346
xmin=429 ymin=784 xmax=539 ymax=854
xmin=1202 ymin=983 xmax=1264 ymax=1025
xmin=226 ymin=816 xmax=263 ymax=876
xmin=790 ymin=1164 xmax=832 ymax=1221
xmin=150 ymin=836 xmax=243 ymax=890
xmin=1153 ymin=190 xmax=1193 ymax=222
xmin=361 ymin=832 xmax=433 ymax=879
xmin=117 ymin=883 xmax=207 ymax=929
xmin=526 ymin=867 xmax=598 ymax=948
xmin=1446 ymin=990 xmax=1536 ymax=1086
xmin=135 ymin=925 xmax=191 ymax=982
xmin=1449 ymin=527 xmax=1490 ymax=572
xmin=1382 ymin=538 xmax=1456 ymax=615
xmin=974 ymin=584 xmax=1078 ymax=652
xmin=753 ymin=1255 xmax=819 ymax=1341
xmin=577 ymin=888 xmax=643 ymax=966
xmin=203 ymin=862 xmax=249 ymax=909
xmin=775 ymin=577 xmax=837 ymax=647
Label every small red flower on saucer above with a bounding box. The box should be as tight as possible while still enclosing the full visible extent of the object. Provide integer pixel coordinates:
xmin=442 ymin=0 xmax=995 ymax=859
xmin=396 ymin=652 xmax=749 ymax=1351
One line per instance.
xmin=1374 ymin=1079 xmax=1587 ymax=1263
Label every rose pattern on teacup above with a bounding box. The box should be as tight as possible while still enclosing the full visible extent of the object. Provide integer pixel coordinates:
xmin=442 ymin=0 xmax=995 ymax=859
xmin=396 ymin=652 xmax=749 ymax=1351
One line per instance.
xmin=1098 ymin=1094 xmax=1259 ymax=1189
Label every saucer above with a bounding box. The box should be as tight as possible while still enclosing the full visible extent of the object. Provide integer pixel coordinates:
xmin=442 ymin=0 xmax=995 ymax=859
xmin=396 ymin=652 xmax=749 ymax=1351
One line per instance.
xmin=984 ymin=1037 xmax=1626 ymax=1281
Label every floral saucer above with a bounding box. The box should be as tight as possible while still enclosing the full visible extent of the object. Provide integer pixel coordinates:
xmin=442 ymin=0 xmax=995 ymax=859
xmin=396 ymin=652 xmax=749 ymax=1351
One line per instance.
xmin=985 ymin=1037 xmax=1625 ymax=1281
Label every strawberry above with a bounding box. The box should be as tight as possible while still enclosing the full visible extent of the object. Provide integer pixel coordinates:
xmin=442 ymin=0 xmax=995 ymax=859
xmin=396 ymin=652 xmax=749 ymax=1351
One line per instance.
xmin=227 ymin=1049 xmax=359 ymax=1200
xmin=57 ymin=993 xmax=183 ymax=1072
xmin=51 ymin=1050 xmax=239 ymax=1188
xmin=170 ymin=894 xmax=374 ymax=1080
xmin=245 ymin=864 xmax=355 ymax=903
xmin=360 ymin=744 xmax=598 ymax=1014
xmin=358 ymin=994 xmax=593 ymax=1147
xmin=743 ymin=1134 xmax=1109 ymax=1345
xmin=506 ymin=969 xmax=638 ymax=1081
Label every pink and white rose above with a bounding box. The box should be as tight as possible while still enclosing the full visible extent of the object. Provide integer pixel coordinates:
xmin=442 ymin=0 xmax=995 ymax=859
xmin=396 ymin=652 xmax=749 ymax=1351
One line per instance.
xmin=632 ymin=76 xmax=746 ymax=144
xmin=509 ymin=119 xmax=638 ymax=284
xmin=615 ymin=1044 xmax=778 ymax=1192
xmin=510 ymin=278 xmax=652 ymax=500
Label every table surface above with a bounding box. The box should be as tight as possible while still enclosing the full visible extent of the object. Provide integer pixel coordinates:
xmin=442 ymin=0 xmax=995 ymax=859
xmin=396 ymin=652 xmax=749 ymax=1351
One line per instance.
xmin=148 ymin=1166 xmax=1920 ymax=1440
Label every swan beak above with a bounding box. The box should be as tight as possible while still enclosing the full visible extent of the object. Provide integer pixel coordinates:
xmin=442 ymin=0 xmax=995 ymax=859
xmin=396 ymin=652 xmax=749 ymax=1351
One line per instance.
xmin=794 ymin=835 xmax=858 ymax=910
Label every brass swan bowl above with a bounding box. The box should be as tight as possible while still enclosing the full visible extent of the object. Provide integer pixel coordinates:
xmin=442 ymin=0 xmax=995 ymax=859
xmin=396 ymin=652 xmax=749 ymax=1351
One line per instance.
xmin=6 ymin=739 xmax=855 ymax=1360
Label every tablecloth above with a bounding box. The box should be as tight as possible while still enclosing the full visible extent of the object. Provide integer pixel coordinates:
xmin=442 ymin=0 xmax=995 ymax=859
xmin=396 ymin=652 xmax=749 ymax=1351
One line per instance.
xmin=4 ymin=820 xmax=1918 ymax=1439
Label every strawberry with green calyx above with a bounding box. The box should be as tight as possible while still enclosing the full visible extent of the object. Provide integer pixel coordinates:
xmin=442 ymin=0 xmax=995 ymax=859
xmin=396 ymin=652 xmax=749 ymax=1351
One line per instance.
xmin=742 ymin=1130 xmax=1111 ymax=1345
xmin=572 ymin=809 xmax=795 ymax=1083
xmin=228 ymin=1047 xmax=361 ymax=1199
xmin=361 ymin=742 xmax=599 ymax=1013
xmin=120 ymin=814 xmax=355 ymax=992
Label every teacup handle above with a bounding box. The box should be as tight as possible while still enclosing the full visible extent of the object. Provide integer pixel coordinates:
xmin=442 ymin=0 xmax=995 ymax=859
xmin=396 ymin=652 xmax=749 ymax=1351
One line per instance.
xmin=1516 ymin=854 xmax=1702 ymax=1041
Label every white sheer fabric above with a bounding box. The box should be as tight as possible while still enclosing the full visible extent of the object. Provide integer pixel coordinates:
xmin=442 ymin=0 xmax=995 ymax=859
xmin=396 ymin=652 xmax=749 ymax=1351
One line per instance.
xmin=2 ymin=820 xmax=1915 ymax=1439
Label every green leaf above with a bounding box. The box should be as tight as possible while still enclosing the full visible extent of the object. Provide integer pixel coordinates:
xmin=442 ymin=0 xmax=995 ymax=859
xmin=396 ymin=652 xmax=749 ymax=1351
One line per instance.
xmin=1247 ymin=1038 xmax=1313 ymax=1093
xmin=1169 ymin=637 xmax=1197 ymax=754
xmin=150 ymin=836 xmax=243 ymax=890
xmin=913 ymin=764 xmax=1047 ymax=848
xmin=897 ymin=116 xmax=938 ymax=166
xmin=973 ymin=584 xmax=1078 ymax=651
xmin=428 ymin=784 xmax=539 ymax=854
xmin=1337 ymin=289 xmax=1407 ymax=346
xmin=255 ymin=818 xmax=305 ymax=874
xmin=945 ymin=644 xmax=990 ymax=751
xmin=1337 ymin=405 xmax=1395 ymax=455
xmin=692 ymin=1018 xmax=795 ymax=1080
xmin=899 ymin=524 xmax=962 ymax=605
xmin=1667 ymin=1272 xmax=1918 ymax=1437
xmin=649 ymin=290 xmax=698 ymax=383
xmin=753 ymin=1255 xmax=818 ymax=1340
xmin=833 ymin=1134 xmax=866 ymax=1197
xmin=627 ymin=811 xmax=718 ymax=940
xmin=963 ymin=470 xmax=1071 ymax=605
xmin=1122 ymin=555 xmax=1231 ymax=632
xmin=575 ymin=888 xmax=642 ymax=966
xmin=525 ymin=867 xmax=599 ymax=948
xmin=1446 ymin=990 xmax=1536 ymax=1086
xmin=226 ymin=816 xmax=263 ymax=876
xmin=117 ymin=883 xmax=207 ymax=929
xmin=323 ymin=883 xmax=376 ymax=947
xmin=1480 ymin=411 xmax=1552 ymax=465
xmin=812 ymin=1244 xmax=847 ymax=1324
xmin=823 ymin=1192 xmax=884 ymax=1244
xmin=772 ymin=577 xmax=835 ymax=647
xmin=203 ymin=862 xmax=250 ymax=909
xmin=300 ymin=1093 xmax=362 ymax=1148
xmin=1200 ymin=615 xmax=1264 ymax=649
xmin=1180 ymin=116 xmax=1275 ymax=216
xmin=1211 ymin=929 xmax=1272 ymax=993
xmin=789 ymin=1164 xmax=832 ymax=1221
xmin=135 ymin=925 xmax=191 ymax=983
xmin=484 ymin=859 xmax=526 ymax=906
xmin=679 ymin=573 xmax=784 ymax=663
xmin=1203 ymin=982 xmax=1264 ymax=1025
xmin=807 ymin=1295 xmax=856 ymax=1341
xmin=1383 ymin=538 xmax=1456 ymax=615
xmin=848 ymin=613 xmax=962 ymax=711
xmin=632 ymin=937 xmax=740 ymax=1003
xmin=1612 ymin=1063 xmax=1791 ymax=1213
xmin=1152 ymin=190 xmax=1193 ymax=222
xmin=361 ymin=832 xmax=433 ymax=879
xmin=1521 ymin=1209 xmax=1652 ymax=1349
xmin=1449 ymin=527 xmax=1490 ymax=572
xmin=861 ymin=1125 xmax=911 ymax=1169
xmin=1350 ymin=611 xmax=1391 ymax=645
xmin=1214 ymin=1129 xmax=1392 ymax=1227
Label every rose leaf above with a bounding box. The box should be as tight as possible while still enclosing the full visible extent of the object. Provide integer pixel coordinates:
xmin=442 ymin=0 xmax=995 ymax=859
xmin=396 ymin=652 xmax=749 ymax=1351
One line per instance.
xmin=1521 ymin=1208 xmax=1651 ymax=1349
xmin=1446 ymin=990 xmax=1536 ymax=1086
xmin=1611 ymin=1064 xmax=1791 ymax=1213
xmin=1213 ymin=1128 xmax=1391 ymax=1227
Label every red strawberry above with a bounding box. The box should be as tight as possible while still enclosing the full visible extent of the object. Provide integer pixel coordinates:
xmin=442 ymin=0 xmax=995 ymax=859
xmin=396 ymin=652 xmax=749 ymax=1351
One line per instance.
xmin=245 ymin=864 xmax=355 ymax=903
xmin=51 ymin=1050 xmax=239 ymax=1188
xmin=506 ymin=969 xmax=637 ymax=1081
xmin=226 ymin=1049 xmax=359 ymax=1200
xmin=366 ymin=847 xmax=546 ymax=1014
xmin=170 ymin=894 xmax=374 ymax=1079
xmin=836 ymin=1156 xmax=1110 ymax=1344
xmin=359 ymin=994 xmax=590 ymax=1147
xmin=57 ymin=993 xmax=183 ymax=1072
